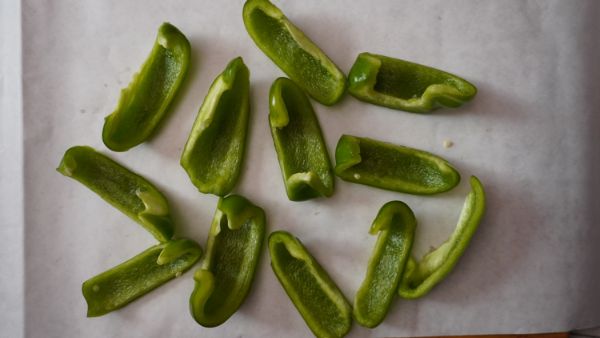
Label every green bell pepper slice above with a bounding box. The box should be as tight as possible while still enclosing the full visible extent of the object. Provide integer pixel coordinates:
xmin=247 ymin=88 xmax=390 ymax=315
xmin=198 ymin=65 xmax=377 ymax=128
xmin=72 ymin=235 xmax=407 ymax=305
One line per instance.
xmin=348 ymin=52 xmax=477 ymax=113
xmin=190 ymin=194 xmax=266 ymax=327
xmin=398 ymin=176 xmax=486 ymax=299
xmin=57 ymin=146 xmax=174 ymax=242
xmin=354 ymin=201 xmax=416 ymax=328
xmin=102 ymin=22 xmax=191 ymax=151
xmin=269 ymin=231 xmax=352 ymax=338
xmin=243 ymin=0 xmax=346 ymax=106
xmin=269 ymin=77 xmax=334 ymax=201
xmin=180 ymin=57 xmax=250 ymax=196
xmin=334 ymin=135 xmax=460 ymax=195
xmin=82 ymin=238 xmax=202 ymax=317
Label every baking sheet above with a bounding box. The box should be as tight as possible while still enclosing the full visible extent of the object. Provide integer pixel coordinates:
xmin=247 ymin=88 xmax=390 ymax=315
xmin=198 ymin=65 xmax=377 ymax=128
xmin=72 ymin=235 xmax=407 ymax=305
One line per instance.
xmin=20 ymin=0 xmax=600 ymax=337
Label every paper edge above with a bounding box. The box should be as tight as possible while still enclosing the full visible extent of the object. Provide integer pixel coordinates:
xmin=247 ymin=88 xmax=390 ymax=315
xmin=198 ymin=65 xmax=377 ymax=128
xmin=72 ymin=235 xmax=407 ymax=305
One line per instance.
xmin=0 ymin=0 xmax=25 ymax=337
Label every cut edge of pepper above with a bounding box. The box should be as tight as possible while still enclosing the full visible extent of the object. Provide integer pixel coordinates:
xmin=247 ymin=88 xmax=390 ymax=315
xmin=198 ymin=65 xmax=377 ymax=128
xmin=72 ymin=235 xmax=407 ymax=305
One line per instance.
xmin=157 ymin=238 xmax=203 ymax=265
xmin=136 ymin=189 xmax=174 ymax=243
xmin=286 ymin=171 xmax=333 ymax=201
xmin=334 ymin=134 xmax=363 ymax=173
xmin=268 ymin=77 xmax=292 ymax=128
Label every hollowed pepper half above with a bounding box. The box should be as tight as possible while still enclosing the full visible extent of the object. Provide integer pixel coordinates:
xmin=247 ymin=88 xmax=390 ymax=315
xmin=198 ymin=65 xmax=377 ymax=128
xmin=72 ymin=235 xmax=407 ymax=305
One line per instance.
xmin=102 ymin=22 xmax=191 ymax=151
xmin=181 ymin=57 xmax=250 ymax=196
xmin=269 ymin=77 xmax=334 ymax=201
xmin=354 ymin=201 xmax=416 ymax=328
xmin=190 ymin=194 xmax=266 ymax=327
xmin=348 ymin=52 xmax=477 ymax=113
xmin=269 ymin=231 xmax=352 ymax=338
xmin=83 ymin=238 xmax=202 ymax=317
xmin=399 ymin=176 xmax=486 ymax=299
xmin=334 ymin=135 xmax=460 ymax=195
xmin=57 ymin=146 xmax=174 ymax=242
xmin=243 ymin=0 xmax=346 ymax=105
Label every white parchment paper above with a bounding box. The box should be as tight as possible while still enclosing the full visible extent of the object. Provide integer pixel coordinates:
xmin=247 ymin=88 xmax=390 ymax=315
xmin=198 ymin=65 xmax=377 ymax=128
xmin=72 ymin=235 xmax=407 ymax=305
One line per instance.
xmin=21 ymin=1 xmax=600 ymax=337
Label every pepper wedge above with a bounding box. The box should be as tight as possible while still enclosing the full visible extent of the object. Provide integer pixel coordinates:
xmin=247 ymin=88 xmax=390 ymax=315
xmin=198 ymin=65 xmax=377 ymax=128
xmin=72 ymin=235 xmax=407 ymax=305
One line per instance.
xmin=398 ymin=176 xmax=486 ymax=299
xmin=180 ymin=57 xmax=250 ymax=196
xmin=348 ymin=52 xmax=477 ymax=113
xmin=102 ymin=22 xmax=191 ymax=151
xmin=334 ymin=135 xmax=460 ymax=195
xmin=243 ymin=0 xmax=346 ymax=105
xmin=82 ymin=238 xmax=202 ymax=317
xmin=269 ymin=231 xmax=352 ymax=338
xmin=190 ymin=194 xmax=266 ymax=327
xmin=57 ymin=146 xmax=174 ymax=242
xmin=269 ymin=77 xmax=334 ymax=201
xmin=354 ymin=201 xmax=416 ymax=328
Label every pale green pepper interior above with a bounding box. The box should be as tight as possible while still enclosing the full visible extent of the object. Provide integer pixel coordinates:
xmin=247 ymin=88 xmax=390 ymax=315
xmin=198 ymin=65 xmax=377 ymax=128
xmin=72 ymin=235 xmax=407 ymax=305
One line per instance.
xmin=184 ymin=88 xmax=244 ymax=188
xmin=202 ymin=216 xmax=260 ymax=315
xmin=248 ymin=9 xmax=336 ymax=100
xmin=272 ymin=240 xmax=349 ymax=337
xmin=374 ymin=57 xmax=454 ymax=100
xmin=351 ymin=140 xmax=449 ymax=187
xmin=83 ymin=242 xmax=200 ymax=317
xmin=273 ymin=81 xmax=332 ymax=196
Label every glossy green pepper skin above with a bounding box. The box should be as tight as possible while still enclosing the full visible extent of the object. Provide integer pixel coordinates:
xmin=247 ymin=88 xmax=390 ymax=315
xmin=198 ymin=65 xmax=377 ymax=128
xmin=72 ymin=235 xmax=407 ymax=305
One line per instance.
xmin=354 ymin=201 xmax=416 ymax=328
xmin=334 ymin=135 xmax=460 ymax=195
xmin=82 ymin=238 xmax=202 ymax=317
xmin=269 ymin=231 xmax=352 ymax=338
xmin=399 ymin=176 xmax=486 ymax=299
xmin=243 ymin=0 xmax=346 ymax=105
xmin=102 ymin=22 xmax=191 ymax=151
xmin=269 ymin=77 xmax=334 ymax=201
xmin=57 ymin=146 xmax=174 ymax=242
xmin=348 ymin=53 xmax=477 ymax=113
xmin=181 ymin=57 xmax=250 ymax=196
xmin=190 ymin=194 xmax=266 ymax=327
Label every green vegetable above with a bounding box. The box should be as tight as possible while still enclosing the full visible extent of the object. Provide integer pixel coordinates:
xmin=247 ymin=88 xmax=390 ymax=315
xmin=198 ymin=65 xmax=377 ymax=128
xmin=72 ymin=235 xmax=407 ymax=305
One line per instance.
xmin=399 ymin=176 xmax=486 ymax=299
xmin=243 ymin=0 xmax=346 ymax=105
xmin=102 ymin=22 xmax=191 ymax=151
xmin=180 ymin=57 xmax=250 ymax=196
xmin=82 ymin=238 xmax=202 ymax=317
xmin=269 ymin=231 xmax=351 ymax=338
xmin=57 ymin=146 xmax=174 ymax=242
xmin=334 ymin=135 xmax=460 ymax=195
xmin=348 ymin=52 xmax=477 ymax=113
xmin=354 ymin=201 xmax=416 ymax=328
xmin=190 ymin=194 xmax=266 ymax=327
xmin=269 ymin=77 xmax=334 ymax=201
